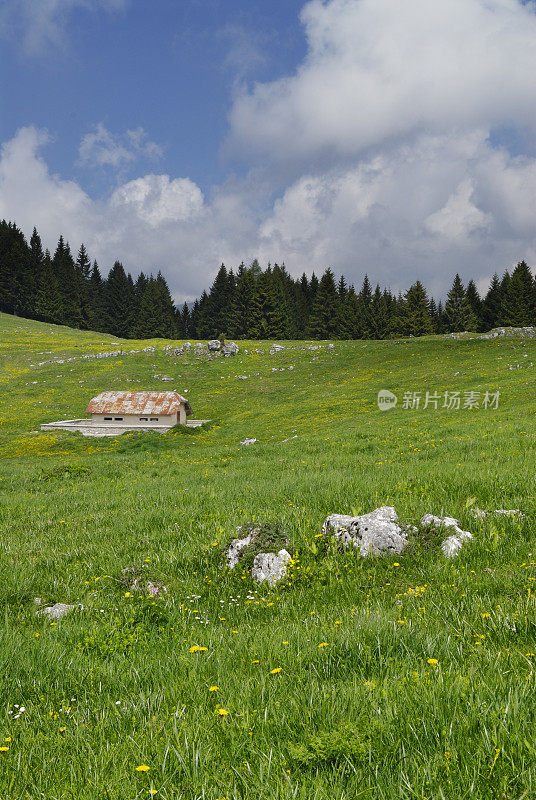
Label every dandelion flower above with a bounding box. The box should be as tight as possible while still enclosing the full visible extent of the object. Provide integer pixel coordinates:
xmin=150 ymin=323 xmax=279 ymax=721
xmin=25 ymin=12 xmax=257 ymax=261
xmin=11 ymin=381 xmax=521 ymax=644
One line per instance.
xmin=209 ymin=686 xmax=219 ymax=692
xmin=0 ymin=747 xmax=9 ymax=752
xmin=318 ymin=642 xmax=328 ymax=648
xmin=427 ymin=658 xmax=439 ymax=666
xmin=189 ymin=645 xmax=208 ymax=653
xmin=4 ymin=738 xmax=11 ymax=742
xmin=270 ymin=667 xmax=282 ymax=674
xmin=135 ymin=764 xmax=150 ymax=772
xmin=216 ymin=708 xmax=229 ymax=716
xmin=252 ymin=660 xmax=260 ymax=664
xmin=59 ymin=727 xmax=66 ymax=733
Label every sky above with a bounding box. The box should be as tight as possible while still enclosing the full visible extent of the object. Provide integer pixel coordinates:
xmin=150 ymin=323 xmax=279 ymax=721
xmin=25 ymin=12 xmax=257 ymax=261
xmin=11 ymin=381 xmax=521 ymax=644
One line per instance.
xmin=1 ymin=0 xmax=536 ymax=302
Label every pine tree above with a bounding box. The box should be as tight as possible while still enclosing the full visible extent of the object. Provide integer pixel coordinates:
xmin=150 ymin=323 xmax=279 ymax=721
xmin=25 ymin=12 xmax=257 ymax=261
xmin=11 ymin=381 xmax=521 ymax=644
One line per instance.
xmin=501 ymin=261 xmax=534 ymax=326
xmin=76 ymin=243 xmax=92 ymax=328
xmin=53 ymin=236 xmax=83 ymax=327
xmin=481 ymin=273 xmax=502 ymax=332
xmin=444 ymin=274 xmax=477 ymax=332
xmin=105 ymin=261 xmax=134 ymax=337
xmin=400 ymin=281 xmax=433 ymax=336
xmin=306 ymin=268 xmax=340 ymax=338
xmin=34 ymin=250 xmax=63 ymax=323
xmin=86 ymin=261 xmax=108 ymax=332
xmin=465 ymin=279 xmax=483 ymax=331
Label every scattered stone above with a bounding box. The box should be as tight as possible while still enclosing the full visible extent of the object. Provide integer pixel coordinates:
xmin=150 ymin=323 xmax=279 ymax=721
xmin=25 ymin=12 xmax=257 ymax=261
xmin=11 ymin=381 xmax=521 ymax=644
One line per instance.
xmin=33 ymin=597 xmax=42 ymax=605
xmin=322 ymin=506 xmax=408 ymax=556
xmin=327 ymin=343 xmax=335 ymax=350
xmin=194 ymin=343 xmax=207 ymax=354
xmin=142 ymin=346 xmax=155 ymax=353
xmin=470 ymin=507 xmax=524 ymax=520
xmin=222 ymin=341 xmax=239 ymax=356
xmin=240 ymin=437 xmax=257 ymax=446
xmin=208 ymin=340 xmax=221 ymax=352
xmin=37 ymin=603 xmax=77 ymax=620
xmin=420 ymin=514 xmax=473 ymax=557
xmin=269 ymin=344 xmax=285 ymax=355
xmin=252 ymin=550 xmax=291 ymax=586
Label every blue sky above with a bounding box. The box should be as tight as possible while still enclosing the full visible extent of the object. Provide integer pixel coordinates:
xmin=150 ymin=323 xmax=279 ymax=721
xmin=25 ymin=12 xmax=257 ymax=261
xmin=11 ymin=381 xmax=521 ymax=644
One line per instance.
xmin=1 ymin=0 xmax=306 ymax=193
xmin=1 ymin=0 xmax=536 ymax=302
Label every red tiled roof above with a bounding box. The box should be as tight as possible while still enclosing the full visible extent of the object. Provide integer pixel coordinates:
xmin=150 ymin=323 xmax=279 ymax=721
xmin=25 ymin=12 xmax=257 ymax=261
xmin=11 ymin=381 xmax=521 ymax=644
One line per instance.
xmin=86 ymin=391 xmax=192 ymax=416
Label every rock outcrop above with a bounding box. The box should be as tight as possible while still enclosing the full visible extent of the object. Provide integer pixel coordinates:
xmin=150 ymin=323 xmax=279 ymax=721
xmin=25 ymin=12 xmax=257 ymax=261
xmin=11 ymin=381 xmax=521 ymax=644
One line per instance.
xmin=322 ymin=506 xmax=408 ymax=556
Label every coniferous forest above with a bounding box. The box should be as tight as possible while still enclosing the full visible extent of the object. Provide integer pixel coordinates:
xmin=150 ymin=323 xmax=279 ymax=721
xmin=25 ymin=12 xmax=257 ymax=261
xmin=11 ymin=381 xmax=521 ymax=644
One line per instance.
xmin=1 ymin=218 xmax=535 ymax=340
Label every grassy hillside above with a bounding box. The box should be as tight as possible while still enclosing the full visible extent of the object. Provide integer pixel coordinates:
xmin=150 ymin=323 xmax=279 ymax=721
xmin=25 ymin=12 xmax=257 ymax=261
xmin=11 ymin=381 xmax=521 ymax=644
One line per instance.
xmin=0 ymin=311 xmax=535 ymax=799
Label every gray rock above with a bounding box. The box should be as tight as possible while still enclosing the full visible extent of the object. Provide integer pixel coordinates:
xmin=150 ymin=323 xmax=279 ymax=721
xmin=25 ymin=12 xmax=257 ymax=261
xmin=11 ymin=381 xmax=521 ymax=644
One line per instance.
xmin=420 ymin=514 xmax=473 ymax=557
xmin=222 ymin=341 xmax=239 ymax=356
xmin=227 ymin=531 xmax=256 ymax=568
xmin=142 ymin=346 xmax=155 ymax=353
xmin=194 ymin=343 xmax=208 ymax=354
xmin=327 ymin=343 xmax=335 ymax=349
xmin=37 ymin=602 xmax=77 ymax=620
xmin=322 ymin=506 xmax=407 ymax=556
xmin=208 ymin=340 xmax=221 ymax=352
xmin=269 ymin=344 xmax=284 ymax=355
xmin=240 ymin=437 xmax=257 ymax=446
xmin=252 ymin=549 xmax=291 ymax=586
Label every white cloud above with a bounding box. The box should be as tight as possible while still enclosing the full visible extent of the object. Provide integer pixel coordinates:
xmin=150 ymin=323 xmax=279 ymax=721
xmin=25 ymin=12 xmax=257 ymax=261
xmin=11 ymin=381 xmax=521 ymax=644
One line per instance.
xmin=229 ymin=0 xmax=536 ymax=164
xmin=78 ymin=124 xmax=163 ymax=168
xmin=0 ymin=0 xmax=128 ymax=55
xmin=2 ymin=126 xmax=536 ymax=304
xmin=110 ymin=174 xmax=203 ymax=227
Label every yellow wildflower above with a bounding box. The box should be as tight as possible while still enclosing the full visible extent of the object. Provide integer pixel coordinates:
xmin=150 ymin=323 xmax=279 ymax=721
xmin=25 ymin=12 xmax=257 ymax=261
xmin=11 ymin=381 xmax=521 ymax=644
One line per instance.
xmin=270 ymin=667 xmax=282 ymax=674
xmin=216 ymin=708 xmax=229 ymax=716
xmin=427 ymin=658 xmax=439 ymax=666
xmin=209 ymin=686 xmax=219 ymax=692
xmin=135 ymin=764 xmax=150 ymax=772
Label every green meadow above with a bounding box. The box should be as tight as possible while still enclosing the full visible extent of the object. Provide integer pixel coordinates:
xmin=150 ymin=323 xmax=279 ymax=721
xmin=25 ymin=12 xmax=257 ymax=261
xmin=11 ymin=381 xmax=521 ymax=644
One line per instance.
xmin=1 ymin=310 xmax=536 ymax=800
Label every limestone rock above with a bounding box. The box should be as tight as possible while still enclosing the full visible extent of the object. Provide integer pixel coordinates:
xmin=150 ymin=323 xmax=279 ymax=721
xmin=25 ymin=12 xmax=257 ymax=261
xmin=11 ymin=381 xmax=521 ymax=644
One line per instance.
xmin=222 ymin=341 xmax=239 ymax=356
xmin=322 ymin=506 xmax=408 ymax=556
xmin=37 ymin=602 xmax=77 ymax=620
xmin=252 ymin=549 xmax=291 ymax=586
xmin=142 ymin=346 xmax=155 ymax=353
xmin=240 ymin=437 xmax=257 ymax=446
xmin=227 ymin=530 xmax=256 ymax=568
xmin=269 ymin=344 xmax=284 ymax=355
xmin=420 ymin=514 xmax=473 ymax=557
xmin=208 ymin=340 xmax=221 ymax=352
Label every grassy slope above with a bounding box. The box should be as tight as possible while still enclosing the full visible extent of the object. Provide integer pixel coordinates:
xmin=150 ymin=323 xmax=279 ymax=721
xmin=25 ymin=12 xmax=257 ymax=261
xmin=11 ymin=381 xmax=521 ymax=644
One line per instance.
xmin=0 ymin=311 xmax=535 ymax=799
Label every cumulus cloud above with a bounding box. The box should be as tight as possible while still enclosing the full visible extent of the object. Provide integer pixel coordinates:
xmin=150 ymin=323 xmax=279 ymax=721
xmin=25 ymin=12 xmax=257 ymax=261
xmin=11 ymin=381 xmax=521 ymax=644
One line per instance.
xmin=78 ymin=124 xmax=163 ymax=168
xmin=229 ymin=0 xmax=536 ymax=165
xmin=0 ymin=0 xmax=127 ymax=55
xmin=2 ymin=125 xmax=536 ymax=304
xmin=110 ymin=174 xmax=203 ymax=227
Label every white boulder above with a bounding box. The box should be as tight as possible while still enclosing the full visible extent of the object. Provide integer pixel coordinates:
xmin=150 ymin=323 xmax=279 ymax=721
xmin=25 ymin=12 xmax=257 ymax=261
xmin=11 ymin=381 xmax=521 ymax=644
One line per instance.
xmin=322 ymin=506 xmax=408 ymax=556
xmin=208 ymin=340 xmax=221 ymax=352
xmin=37 ymin=603 xmax=77 ymax=621
xmin=269 ymin=344 xmax=285 ymax=355
xmin=252 ymin=549 xmax=291 ymax=586
xmin=421 ymin=514 xmax=473 ymax=558
xmin=222 ymin=341 xmax=239 ymax=356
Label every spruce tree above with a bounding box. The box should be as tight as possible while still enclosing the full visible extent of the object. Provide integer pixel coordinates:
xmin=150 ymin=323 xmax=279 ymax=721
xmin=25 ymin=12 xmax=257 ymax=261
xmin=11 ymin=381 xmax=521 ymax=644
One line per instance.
xmin=306 ymin=268 xmax=340 ymax=338
xmin=444 ymin=274 xmax=477 ymax=332
xmin=481 ymin=273 xmax=502 ymax=332
xmin=400 ymin=281 xmax=433 ymax=336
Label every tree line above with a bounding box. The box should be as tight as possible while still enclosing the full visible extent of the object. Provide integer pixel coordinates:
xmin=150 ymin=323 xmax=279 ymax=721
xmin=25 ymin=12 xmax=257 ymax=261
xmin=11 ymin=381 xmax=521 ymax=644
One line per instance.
xmin=1 ymin=218 xmax=535 ymax=340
